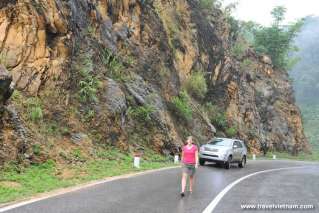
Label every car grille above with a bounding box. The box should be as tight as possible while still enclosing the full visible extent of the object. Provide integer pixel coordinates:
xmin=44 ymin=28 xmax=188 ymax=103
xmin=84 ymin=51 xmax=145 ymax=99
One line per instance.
xmin=204 ymin=147 xmax=219 ymax=152
xmin=203 ymin=154 xmax=219 ymax=158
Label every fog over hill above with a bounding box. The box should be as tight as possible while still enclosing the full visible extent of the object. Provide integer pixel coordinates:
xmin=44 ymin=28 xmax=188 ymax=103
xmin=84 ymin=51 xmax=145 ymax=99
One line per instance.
xmin=290 ymin=16 xmax=319 ymax=150
xmin=290 ymin=16 xmax=319 ymax=104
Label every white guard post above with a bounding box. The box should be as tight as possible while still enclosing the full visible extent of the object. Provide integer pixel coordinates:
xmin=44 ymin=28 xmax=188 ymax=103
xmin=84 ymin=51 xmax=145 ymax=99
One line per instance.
xmin=252 ymin=154 xmax=256 ymax=160
xmin=134 ymin=156 xmax=140 ymax=168
xmin=273 ymin=155 xmax=277 ymax=160
xmin=174 ymin=155 xmax=179 ymax=164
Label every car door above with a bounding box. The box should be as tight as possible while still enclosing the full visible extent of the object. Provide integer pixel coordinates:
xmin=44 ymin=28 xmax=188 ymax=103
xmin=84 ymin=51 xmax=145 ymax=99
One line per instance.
xmin=232 ymin=141 xmax=241 ymax=161
xmin=236 ymin=141 xmax=244 ymax=159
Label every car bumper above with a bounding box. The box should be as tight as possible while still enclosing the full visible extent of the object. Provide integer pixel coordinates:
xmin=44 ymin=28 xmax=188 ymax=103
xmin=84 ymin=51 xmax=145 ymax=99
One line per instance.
xmin=199 ymin=152 xmax=227 ymax=163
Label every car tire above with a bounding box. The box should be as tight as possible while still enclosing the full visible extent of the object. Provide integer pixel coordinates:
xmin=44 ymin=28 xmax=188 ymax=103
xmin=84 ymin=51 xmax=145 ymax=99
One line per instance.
xmin=199 ymin=158 xmax=205 ymax=166
xmin=224 ymin=156 xmax=231 ymax=169
xmin=239 ymin=156 xmax=246 ymax=168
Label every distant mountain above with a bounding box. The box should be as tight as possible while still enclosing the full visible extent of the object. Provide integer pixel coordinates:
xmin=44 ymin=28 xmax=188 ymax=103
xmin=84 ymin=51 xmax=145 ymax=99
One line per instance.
xmin=290 ymin=16 xmax=319 ymax=104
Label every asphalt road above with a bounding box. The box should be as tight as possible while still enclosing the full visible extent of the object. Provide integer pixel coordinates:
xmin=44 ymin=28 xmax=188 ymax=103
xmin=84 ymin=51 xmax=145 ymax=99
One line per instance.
xmin=1 ymin=160 xmax=319 ymax=213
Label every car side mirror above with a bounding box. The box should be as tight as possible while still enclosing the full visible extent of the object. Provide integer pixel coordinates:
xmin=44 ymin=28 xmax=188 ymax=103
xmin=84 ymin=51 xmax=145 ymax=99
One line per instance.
xmin=233 ymin=145 xmax=238 ymax=149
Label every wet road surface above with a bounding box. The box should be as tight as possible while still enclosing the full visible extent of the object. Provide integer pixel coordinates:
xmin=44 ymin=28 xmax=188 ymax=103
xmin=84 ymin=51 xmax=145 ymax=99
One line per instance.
xmin=1 ymin=160 xmax=319 ymax=213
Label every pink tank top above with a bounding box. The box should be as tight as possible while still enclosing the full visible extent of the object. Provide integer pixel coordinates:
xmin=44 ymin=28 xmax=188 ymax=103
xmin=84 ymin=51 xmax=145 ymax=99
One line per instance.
xmin=182 ymin=145 xmax=198 ymax=164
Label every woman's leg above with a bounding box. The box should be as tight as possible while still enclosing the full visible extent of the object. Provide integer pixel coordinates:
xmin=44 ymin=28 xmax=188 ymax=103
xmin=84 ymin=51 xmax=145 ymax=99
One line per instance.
xmin=181 ymin=172 xmax=187 ymax=193
xmin=189 ymin=175 xmax=194 ymax=192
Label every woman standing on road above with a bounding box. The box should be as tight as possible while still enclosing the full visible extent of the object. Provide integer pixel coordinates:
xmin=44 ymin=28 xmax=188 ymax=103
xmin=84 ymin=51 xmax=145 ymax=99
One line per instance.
xmin=180 ymin=136 xmax=199 ymax=197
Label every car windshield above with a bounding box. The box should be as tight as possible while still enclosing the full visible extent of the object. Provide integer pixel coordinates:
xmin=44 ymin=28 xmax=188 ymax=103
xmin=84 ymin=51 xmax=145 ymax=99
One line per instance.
xmin=208 ymin=139 xmax=232 ymax=147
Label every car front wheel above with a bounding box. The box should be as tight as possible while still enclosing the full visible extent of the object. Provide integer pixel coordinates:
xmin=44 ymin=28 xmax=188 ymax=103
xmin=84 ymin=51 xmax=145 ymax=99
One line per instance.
xmin=239 ymin=156 xmax=246 ymax=168
xmin=224 ymin=156 xmax=231 ymax=169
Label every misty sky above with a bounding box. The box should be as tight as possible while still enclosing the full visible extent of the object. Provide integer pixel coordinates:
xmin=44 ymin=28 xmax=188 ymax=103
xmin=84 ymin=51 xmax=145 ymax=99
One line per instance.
xmin=224 ymin=0 xmax=319 ymax=25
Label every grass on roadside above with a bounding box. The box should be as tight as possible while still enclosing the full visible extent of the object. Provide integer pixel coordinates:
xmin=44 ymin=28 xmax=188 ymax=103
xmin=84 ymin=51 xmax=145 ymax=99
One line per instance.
xmin=247 ymin=150 xmax=319 ymax=162
xmin=0 ymin=149 xmax=175 ymax=204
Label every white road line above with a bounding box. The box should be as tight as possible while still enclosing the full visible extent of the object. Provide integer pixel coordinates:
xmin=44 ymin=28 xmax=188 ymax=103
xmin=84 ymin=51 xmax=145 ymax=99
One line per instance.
xmin=202 ymin=166 xmax=309 ymax=213
xmin=0 ymin=166 xmax=179 ymax=212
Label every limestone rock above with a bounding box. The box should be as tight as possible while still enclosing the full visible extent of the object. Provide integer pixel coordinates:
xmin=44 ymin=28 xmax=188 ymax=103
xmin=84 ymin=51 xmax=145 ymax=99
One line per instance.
xmin=103 ymin=78 xmax=127 ymax=114
xmin=0 ymin=0 xmax=310 ymax=166
xmin=0 ymin=65 xmax=13 ymax=104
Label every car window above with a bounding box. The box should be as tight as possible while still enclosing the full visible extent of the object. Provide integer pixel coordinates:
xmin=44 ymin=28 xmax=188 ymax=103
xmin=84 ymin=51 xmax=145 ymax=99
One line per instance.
xmin=208 ymin=139 xmax=232 ymax=147
xmin=235 ymin=141 xmax=243 ymax=148
xmin=233 ymin=141 xmax=238 ymax=148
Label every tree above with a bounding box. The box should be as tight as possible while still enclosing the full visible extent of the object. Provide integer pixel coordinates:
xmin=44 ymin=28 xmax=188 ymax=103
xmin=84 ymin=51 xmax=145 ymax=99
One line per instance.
xmin=271 ymin=6 xmax=286 ymax=26
xmin=253 ymin=6 xmax=304 ymax=70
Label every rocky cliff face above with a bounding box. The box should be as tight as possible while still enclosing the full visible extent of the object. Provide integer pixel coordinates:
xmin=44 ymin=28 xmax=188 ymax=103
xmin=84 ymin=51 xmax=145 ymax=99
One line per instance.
xmin=0 ymin=0 xmax=309 ymax=166
xmin=214 ymin=51 xmax=308 ymax=154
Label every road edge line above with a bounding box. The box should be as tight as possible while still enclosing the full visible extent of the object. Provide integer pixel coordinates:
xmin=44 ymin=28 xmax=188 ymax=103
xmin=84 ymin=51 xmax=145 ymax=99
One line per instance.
xmin=202 ymin=166 xmax=309 ymax=213
xmin=0 ymin=165 xmax=180 ymax=212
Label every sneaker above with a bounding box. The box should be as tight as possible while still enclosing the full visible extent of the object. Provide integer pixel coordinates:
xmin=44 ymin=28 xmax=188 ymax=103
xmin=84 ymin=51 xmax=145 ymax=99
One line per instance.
xmin=180 ymin=192 xmax=185 ymax=197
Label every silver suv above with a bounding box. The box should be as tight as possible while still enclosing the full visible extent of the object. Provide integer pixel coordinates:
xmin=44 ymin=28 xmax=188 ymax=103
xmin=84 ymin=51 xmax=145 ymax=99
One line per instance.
xmin=199 ymin=138 xmax=247 ymax=169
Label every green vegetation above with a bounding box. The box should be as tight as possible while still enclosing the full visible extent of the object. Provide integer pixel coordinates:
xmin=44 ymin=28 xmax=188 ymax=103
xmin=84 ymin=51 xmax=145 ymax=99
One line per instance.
xmin=230 ymin=6 xmax=303 ymax=71
xmin=43 ymin=121 xmax=70 ymax=137
xmin=231 ymin=41 xmax=247 ymax=59
xmin=10 ymin=91 xmax=70 ymax=139
xmin=32 ymin=144 xmax=41 ymax=156
xmin=185 ymin=72 xmax=208 ymax=100
xmin=78 ymin=55 xmax=101 ymax=103
xmin=169 ymin=91 xmax=193 ymax=122
xmin=259 ymin=150 xmax=319 ymax=162
xmin=128 ymin=105 xmax=155 ymax=123
xmin=29 ymin=106 xmax=43 ymax=122
xmin=199 ymin=0 xmax=215 ymax=9
xmin=26 ymin=97 xmax=43 ymax=123
xmin=86 ymin=26 xmax=96 ymax=37
xmin=252 ymin=6 xmax=304 ymax=70
xmin=0 ymin=160 xmax=71 ymax=204
xmin=199 ymin=0 xmax=223 ymax=10
xmin=153 ymin=1 xmax=180 ymax=51
xmin=225 ymin=126 xmax=238 ymax=137
xmin=204 ymin=103 xmax=228 ymax=130
xmin=72 ymin=149 xmax=86 ymax=162
xmin=300 ymin=104 xmax=319 ymax=151
xmin=240 ymin=58 xmax=254 ymax=70
xmin=0 ymin=149 xmax=174 ymax=204
xmin=102 ymin=49 xmax=126 ymax=81
xmin=0 ymin=51 xmax=7 ymax=67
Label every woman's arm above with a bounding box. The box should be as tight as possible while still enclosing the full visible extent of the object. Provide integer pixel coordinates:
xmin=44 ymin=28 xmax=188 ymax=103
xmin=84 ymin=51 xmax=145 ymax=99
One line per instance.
xmin=181 ymin=148 xmax=184 ymax=163
xmin=195 ymin=149 xmax=199 ymax=168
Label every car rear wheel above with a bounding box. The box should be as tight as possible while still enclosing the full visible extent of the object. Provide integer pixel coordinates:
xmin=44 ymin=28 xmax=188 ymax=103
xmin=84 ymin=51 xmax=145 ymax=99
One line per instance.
xmin=199 ymin=158 xmax=205 ymax=166
xmin=239 ymin=156 xmax=246 ymax=168
xmin=224 ymin=156 xmax=231 ymax=169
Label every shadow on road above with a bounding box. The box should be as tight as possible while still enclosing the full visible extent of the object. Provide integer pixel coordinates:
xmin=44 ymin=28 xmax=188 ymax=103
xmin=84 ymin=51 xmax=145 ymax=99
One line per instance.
xmin=203 ymin=162 xmax=243 ymax=170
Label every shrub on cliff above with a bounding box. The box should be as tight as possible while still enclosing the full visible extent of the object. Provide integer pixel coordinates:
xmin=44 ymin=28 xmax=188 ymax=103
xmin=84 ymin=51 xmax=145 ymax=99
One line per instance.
xmin=26 ymin=97 xmax=43 ymax=123
xmin=199 ymin=0 xmax=222 ymax=10
xmin=78 ymin=55 xmax=101 ymax=103
xmin=226 ymin=126 xmax=238 ymax=137
xmin=169 ymin=91 xmax=193 ymax=122
xmin=204 ymin=103 xmax=228 ymax=130
xmin=185 ymin=72 xmax=207 ymax=100
xmin=102 ymin=49 xmax=125 ymax=81
xmin=128 ymin=105 xmax=155 ymax=123
xmin=199 ymin=0 xmax=214 ymax=9
xmin=231 ymin=41 xmax=247 ymax=59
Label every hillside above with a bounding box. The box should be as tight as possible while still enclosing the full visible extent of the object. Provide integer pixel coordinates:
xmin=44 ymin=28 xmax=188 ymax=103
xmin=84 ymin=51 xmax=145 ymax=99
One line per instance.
xmin=0 ymin=0 xmax=309 ymax=168
xmin=290 ymin=16 xmax=319 ymax=150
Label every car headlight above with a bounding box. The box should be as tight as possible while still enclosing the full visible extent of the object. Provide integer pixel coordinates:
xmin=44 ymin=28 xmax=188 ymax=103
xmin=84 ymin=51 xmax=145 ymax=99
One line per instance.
xmin=221 ymin=153 xmax=227 ymax=159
